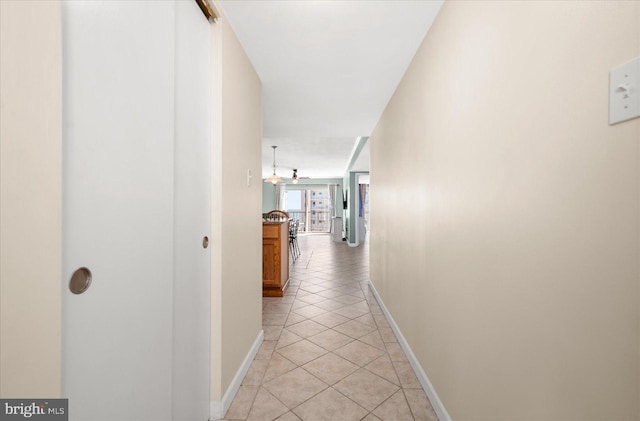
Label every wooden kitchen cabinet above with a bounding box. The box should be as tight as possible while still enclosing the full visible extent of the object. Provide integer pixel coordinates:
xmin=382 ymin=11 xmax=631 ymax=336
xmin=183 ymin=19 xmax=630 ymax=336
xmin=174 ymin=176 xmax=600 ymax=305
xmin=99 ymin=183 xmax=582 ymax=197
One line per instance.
xmin=262 ymin=221 xmax=289 ymax=297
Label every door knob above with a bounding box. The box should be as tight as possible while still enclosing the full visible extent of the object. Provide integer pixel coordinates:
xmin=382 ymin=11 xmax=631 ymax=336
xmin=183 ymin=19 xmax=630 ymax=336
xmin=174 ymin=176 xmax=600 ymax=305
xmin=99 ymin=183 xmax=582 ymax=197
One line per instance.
xmin=69 ymin=267 xmax=92 ymax=294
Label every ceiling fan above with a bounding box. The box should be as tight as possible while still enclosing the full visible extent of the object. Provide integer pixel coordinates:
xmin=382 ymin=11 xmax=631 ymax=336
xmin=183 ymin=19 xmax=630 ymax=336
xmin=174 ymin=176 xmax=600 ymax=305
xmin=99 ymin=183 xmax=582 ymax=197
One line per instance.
xmin=264 ymin=146 xmax=310 ymax=185
xmin=291 ymin=168 xmax=311 ymax=184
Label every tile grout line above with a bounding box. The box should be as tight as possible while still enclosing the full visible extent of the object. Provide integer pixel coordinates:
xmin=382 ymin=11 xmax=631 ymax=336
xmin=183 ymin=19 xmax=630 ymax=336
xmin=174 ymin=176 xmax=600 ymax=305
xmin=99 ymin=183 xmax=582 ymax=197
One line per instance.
xmin=304 ymin=250 xmax=314 ymax=269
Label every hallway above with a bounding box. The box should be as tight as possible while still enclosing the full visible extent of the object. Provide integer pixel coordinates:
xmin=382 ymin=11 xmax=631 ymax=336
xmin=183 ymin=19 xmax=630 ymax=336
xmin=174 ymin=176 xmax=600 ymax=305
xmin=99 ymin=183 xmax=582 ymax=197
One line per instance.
xmin=224 ymin=234 xmax=438 ymax=421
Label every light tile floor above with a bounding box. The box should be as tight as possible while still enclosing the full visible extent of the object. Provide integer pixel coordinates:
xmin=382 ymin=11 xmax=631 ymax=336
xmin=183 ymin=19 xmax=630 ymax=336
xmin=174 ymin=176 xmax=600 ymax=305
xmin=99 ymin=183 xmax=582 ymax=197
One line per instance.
xmin=223 ymin=234 xmax=439 ymax=421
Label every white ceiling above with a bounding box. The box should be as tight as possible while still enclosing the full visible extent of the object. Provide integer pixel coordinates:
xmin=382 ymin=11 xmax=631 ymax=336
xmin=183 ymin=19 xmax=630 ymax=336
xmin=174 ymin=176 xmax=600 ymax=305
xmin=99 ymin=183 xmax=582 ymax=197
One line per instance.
xmin=217 ymin=0 xmax=444 ymax=179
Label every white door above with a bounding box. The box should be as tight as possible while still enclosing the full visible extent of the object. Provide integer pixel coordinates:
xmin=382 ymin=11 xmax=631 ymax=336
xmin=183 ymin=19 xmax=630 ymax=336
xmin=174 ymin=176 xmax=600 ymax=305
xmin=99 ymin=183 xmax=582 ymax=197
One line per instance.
xmin=173 ymin=1 xmax=211 ymax=420
xmin=62 ymin=2 xmax=211 ymax=420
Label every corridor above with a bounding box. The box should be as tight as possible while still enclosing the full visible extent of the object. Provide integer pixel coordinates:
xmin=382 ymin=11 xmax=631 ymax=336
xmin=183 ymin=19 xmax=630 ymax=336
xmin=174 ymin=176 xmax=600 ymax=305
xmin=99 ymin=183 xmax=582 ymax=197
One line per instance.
xmin=224 ymin=234 xmax=438 ymax=421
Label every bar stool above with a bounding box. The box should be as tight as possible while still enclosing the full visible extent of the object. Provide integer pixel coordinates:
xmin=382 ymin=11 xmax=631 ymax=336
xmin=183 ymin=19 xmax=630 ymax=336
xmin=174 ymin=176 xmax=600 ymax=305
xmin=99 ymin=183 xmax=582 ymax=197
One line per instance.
xmin=289 ymin=219 xmax=300 ymax=262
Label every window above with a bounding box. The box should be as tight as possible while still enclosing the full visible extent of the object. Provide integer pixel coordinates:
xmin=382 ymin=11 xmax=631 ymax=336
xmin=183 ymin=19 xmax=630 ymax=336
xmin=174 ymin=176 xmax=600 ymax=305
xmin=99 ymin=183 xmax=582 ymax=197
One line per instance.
xmin=283 ymin=186 xmax=331 ymax=233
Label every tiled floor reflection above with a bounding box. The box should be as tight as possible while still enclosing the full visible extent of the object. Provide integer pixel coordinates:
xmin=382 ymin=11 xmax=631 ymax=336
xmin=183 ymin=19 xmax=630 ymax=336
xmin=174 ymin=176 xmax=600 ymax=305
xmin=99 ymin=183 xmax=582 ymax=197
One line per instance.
xmin=223 ymin=234 xmax=438 ymax=421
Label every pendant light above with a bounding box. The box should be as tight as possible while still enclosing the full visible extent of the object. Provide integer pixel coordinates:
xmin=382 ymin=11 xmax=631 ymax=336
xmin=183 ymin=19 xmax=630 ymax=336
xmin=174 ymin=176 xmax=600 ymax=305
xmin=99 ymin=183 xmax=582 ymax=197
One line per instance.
xmin=292 ymin=169 xmax=299 ymax=184
xmin=265 ymin=145 xmax=283 ymax=184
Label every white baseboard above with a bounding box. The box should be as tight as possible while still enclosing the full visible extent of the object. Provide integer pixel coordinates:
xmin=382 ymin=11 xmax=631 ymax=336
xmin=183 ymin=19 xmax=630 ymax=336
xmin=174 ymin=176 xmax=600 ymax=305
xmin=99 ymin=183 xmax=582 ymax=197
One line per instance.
xmin=209 ymin=329 xmax=264 ymax=420
xmin=367 ymin=281 xmax=452 ymax=421
xmin=347 ymin=241 xmax=359 ymax=247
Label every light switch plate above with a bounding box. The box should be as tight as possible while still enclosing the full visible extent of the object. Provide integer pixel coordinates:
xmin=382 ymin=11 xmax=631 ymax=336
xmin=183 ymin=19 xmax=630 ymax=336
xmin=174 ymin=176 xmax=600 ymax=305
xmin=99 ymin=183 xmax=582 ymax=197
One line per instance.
xmin=610 ymin=56 xmax=640 ymax=125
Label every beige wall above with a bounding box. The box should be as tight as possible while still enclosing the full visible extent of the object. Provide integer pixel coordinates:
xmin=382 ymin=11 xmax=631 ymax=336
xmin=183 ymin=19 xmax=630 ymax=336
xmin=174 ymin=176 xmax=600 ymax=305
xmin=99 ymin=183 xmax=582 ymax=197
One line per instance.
xmin=0 ymin=0 xmax=62 ymax=398
xmin=210 ymin=2 xmax=263 ymax=402
xmin=370 ymin=1 xmax=640 ymax=420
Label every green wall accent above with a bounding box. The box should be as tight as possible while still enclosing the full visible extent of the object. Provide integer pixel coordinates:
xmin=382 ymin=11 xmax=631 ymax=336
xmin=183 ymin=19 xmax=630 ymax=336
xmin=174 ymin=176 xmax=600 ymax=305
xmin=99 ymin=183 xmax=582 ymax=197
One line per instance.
xmin=262 ymin=182 xmax=277 ymax=213
xmin=343 ymin=136 xmax=369 ymax=245
xmin=343 ymin=171 xmax=369 ymax=244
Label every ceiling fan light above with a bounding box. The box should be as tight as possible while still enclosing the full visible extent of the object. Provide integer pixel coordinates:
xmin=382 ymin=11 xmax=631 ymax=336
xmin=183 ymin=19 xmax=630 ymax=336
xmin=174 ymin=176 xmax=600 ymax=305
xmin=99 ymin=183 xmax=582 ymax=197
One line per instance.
xmin=292 ymin=169 xmax=298 ymax=184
